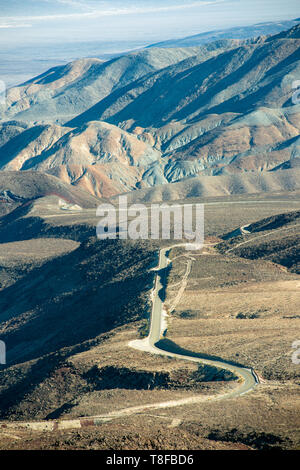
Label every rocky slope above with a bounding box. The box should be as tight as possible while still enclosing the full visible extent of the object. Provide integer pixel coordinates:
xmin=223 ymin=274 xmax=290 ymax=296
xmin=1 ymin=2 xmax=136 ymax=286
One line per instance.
xmin=0 ymin=171 xmax=100 ymax=217
xmin=2 ymin=48 xmax=204 ymax=125
xmin=0 ymin=24 xmax=299 ymax=198
xmin=65 ymin=24 xmax=300 ymax=191
xmin=2 ymin=39 xmax=265 ymax=126
xmin=68 ymin=26 xmax=300 ymax=128
xmin=115 ymin=168 xmax=300 ymax=204
xmin=0 ymin=121 xmax=162 ymax=198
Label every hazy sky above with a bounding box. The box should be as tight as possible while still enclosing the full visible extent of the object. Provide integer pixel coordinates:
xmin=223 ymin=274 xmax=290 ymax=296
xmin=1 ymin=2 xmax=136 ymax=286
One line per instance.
xmin=0 ymin=0 xmax=299 ymax=87
xmin=1 ymin=0 xmax=299 ymax=46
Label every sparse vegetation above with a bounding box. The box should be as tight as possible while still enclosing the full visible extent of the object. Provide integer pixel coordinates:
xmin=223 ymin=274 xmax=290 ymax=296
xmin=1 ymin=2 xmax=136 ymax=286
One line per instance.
xmin=0 ymin=193 xmax=299 ymax=450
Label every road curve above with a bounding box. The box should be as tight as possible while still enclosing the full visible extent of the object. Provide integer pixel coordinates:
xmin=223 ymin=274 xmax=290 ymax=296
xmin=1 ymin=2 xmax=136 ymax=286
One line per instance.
xmin=1 ymin=244 xmax=259 ymax=433
xmin=130 ymin=244 xmax=259 ymax=400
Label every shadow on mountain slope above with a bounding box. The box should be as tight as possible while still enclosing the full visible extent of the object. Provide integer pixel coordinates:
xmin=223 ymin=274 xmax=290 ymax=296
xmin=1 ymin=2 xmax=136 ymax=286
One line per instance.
xmin=0 ymin=238 xmax=157 ymax=366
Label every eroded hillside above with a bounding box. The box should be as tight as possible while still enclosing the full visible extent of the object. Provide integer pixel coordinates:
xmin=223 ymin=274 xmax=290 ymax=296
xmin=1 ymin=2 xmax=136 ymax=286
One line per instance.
xmin=1 ymin=25 xmax=299 ymax=198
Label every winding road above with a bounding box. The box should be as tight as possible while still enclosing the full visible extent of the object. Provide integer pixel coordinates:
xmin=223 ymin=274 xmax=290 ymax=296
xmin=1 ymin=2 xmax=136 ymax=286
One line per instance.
xmin=1 ymin=243 xmax=259 ymax=433
xmin=129 ymin=244 xmax=259 ymax=400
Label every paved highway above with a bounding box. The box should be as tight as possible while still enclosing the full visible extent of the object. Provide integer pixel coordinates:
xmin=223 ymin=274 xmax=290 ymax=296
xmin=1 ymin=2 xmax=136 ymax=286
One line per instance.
xmin=1 ymin=243 xmax=259 ymax=433
xmin=130 ymin=244 xmax=259 ymax=399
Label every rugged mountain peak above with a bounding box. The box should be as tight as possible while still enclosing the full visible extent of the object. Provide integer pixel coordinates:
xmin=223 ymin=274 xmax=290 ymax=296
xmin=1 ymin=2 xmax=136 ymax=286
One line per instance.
xmin=267 ymin=23 xmax=300 ymax=40
xmin=0 ymin=24 xmax=299 ymax=198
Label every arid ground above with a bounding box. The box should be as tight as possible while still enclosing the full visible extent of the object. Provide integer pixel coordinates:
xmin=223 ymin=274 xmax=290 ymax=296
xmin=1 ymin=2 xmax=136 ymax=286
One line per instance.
xmin=0 ymin=192 xmax=299 ymax=450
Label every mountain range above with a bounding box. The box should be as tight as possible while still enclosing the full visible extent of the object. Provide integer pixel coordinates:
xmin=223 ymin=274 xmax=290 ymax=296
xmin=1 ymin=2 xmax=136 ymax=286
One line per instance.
xmin=0 ymin=22 xmax=299 ymax=198
xmin=148 ymin=18 xmax=300 ymax=48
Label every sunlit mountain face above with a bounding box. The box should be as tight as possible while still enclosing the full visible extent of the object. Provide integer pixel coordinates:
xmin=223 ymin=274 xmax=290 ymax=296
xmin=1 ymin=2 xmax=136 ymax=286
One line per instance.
xmin=1 ymin=23 xmax=300 ymax=199
xmin=1 ymin=0 xmax=299 ymax=86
